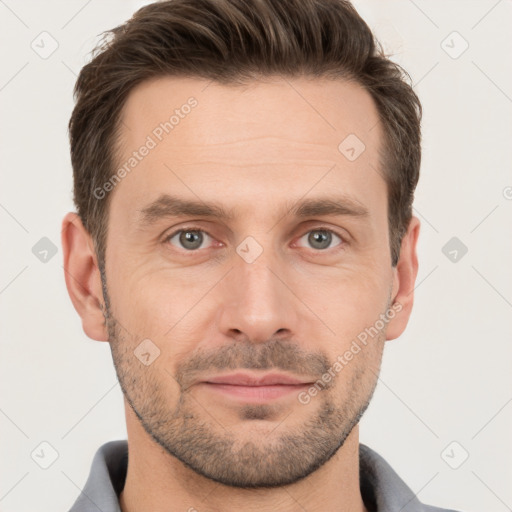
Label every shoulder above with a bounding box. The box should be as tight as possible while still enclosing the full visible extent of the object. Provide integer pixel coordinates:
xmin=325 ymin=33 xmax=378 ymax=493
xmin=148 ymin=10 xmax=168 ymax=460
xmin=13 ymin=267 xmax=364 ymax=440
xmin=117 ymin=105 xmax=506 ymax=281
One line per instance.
xmin=359 ymin=443 xmax=466 ymax=512
xmin=423 ymin=505 xmax=464 ymax=512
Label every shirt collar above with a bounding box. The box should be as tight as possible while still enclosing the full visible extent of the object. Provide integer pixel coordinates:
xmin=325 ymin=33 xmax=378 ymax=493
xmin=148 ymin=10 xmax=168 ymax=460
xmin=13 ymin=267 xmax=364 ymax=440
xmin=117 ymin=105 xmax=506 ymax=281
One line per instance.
xmin=68 ymin=440 xmax=432 ymax=512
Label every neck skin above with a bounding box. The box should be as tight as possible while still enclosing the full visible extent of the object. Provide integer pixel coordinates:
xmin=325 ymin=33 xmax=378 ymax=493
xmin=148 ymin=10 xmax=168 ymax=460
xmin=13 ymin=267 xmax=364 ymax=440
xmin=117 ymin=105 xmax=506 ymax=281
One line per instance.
xmin=119 ymin=401 xmax=368 ymax=512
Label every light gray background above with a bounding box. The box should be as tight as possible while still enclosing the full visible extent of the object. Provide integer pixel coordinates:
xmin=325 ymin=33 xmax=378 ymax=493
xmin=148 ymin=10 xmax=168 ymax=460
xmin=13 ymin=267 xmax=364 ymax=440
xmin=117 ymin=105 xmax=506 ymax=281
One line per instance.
xmin=1 ymin=1 xmax=511 ymax=511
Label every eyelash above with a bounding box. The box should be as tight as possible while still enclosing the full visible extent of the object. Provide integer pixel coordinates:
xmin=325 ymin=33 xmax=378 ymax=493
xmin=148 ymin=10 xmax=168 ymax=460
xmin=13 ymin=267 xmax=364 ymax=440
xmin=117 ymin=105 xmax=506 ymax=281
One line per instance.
xmin=162 ymin=226 xmax=347 ymax=253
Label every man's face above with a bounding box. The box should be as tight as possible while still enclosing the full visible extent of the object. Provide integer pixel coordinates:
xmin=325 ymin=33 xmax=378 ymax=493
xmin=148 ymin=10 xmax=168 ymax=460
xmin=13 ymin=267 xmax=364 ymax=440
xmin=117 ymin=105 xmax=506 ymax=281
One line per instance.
xmin=102 ymin=76 xmax=398 ymax=487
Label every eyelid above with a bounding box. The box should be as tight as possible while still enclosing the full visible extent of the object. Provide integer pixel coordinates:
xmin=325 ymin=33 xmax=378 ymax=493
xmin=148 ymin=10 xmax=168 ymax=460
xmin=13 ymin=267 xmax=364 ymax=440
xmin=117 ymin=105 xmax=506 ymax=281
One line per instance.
xmin=162 ymin=224 xmax=348 ymax=252
xmin=294 ymin=228 xmax=346 ymax=250
xmin=163 ymin=225 xmax=217 ymax=250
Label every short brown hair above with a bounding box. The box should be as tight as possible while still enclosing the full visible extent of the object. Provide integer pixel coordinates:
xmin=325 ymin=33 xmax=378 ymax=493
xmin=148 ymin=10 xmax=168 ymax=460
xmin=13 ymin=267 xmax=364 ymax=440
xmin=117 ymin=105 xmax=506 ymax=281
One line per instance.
xmin=68 ymin=0 xmax=421 ymax=269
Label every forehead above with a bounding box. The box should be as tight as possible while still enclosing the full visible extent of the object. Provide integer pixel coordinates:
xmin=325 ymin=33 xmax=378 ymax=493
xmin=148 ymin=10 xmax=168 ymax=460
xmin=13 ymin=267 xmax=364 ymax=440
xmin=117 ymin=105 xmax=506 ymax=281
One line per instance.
xmin=118 ymin=75 xmax=381 ymax=148
xmin=110 ymin=75 xmax=386 ymax=227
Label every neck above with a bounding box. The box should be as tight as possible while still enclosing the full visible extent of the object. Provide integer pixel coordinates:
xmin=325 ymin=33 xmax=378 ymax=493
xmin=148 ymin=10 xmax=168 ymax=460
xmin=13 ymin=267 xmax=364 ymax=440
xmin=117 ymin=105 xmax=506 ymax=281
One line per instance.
xmin=119 ymin=406 xmax=368 ymax=512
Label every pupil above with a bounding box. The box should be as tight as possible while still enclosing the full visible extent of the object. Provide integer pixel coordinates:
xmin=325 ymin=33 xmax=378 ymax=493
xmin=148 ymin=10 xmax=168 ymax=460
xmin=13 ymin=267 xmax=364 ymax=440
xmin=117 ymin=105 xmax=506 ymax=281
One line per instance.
xmin=181 ymin=230 xmax=201 ymax=249
xmin=310 ymin=230 xmax=330 ymax=249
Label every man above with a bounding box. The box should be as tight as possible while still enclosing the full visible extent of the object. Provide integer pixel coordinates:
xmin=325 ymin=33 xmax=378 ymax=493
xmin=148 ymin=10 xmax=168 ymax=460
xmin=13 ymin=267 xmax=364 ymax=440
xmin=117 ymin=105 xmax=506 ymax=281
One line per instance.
xmin=62 ymin=0 xmax=461 ymax=511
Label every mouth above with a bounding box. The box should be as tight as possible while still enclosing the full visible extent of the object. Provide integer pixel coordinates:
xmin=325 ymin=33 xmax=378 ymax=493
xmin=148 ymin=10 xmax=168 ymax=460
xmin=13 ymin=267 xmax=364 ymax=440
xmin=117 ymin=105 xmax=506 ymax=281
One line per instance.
xmin=198 ymin=372 xmax=313 ymax=403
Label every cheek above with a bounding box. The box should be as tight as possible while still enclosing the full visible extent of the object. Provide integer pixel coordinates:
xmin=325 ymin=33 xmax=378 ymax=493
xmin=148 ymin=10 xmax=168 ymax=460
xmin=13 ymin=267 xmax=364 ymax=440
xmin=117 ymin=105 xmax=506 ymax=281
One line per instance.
xmin=296 ymin=266 xmax=391 ymax=341
xmin=108 ymin=238 xmax=391 ymax=355
xmin=110 ymin=265 xmax=217 ymax=349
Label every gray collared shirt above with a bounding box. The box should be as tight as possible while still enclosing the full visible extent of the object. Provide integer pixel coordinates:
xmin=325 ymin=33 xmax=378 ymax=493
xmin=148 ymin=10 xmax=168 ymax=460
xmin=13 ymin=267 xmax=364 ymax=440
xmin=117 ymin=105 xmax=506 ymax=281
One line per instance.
xmin=68 ymin=440 xmax=462 ymax=512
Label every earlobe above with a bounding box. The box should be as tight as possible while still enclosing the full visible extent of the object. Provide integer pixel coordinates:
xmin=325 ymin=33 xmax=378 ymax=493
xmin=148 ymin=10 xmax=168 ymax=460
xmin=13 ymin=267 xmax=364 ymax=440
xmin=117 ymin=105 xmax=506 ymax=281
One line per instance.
xmin=385 ymin=216 xmax=421 ymax=341
xmin=61 ymin=212 xmax=109 ymax=342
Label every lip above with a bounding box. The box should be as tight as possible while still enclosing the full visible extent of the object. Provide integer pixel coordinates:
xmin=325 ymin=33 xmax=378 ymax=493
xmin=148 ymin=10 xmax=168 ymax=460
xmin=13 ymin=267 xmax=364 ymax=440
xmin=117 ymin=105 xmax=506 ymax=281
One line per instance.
xmin=198 ymin=372 xmax=313 ymax=403
xmin=202 ymin=372 xmax=311 ymax=386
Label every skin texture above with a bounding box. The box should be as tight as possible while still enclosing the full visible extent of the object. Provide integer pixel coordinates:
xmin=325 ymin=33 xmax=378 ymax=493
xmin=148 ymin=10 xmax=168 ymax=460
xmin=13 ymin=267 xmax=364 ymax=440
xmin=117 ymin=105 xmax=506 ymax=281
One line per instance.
xmin=62 ymin=76 xmax=420 ymax=512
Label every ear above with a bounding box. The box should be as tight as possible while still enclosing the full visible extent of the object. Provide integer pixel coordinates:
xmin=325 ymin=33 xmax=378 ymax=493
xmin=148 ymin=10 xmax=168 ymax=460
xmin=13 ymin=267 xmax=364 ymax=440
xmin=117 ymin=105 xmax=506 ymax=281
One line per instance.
xmin=386 ymin=215 xmax=420 ymax=341
xmin=61 ymin=212 xmax=109 ymax=341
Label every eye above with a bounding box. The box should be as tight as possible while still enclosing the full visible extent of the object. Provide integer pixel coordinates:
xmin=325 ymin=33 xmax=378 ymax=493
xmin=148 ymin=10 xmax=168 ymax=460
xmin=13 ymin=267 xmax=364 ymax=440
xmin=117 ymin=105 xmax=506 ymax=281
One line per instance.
xmin=296 ymin=228 xmax=345 ymax=251
xmin=163 ymin=226 xmax=346 ymax=253
xmin=164 ymin=228 xmax=215 ymax=251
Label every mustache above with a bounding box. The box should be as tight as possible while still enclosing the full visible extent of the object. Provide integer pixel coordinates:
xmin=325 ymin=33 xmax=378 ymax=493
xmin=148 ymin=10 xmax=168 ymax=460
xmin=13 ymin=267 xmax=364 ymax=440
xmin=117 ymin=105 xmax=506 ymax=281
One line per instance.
xmin=175 ymin=338 xmax=331 ymax=391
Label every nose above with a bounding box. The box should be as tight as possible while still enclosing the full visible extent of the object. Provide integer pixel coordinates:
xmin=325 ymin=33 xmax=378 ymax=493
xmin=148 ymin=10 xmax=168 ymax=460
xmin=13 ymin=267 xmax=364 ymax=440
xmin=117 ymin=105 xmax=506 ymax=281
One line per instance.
xmin=217 ymin=244 xmax=302 ymax=345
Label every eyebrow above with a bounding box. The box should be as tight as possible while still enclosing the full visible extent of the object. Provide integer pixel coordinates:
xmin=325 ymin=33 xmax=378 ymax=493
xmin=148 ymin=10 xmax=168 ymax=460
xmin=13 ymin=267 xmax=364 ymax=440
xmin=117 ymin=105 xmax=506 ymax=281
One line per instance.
xmin=136 ymin=193 xmax=369 ymax=227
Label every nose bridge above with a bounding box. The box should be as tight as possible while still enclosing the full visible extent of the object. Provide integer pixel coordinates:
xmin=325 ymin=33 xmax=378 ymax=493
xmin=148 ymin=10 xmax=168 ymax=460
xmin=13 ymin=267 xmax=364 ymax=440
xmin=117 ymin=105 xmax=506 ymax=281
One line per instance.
xmin=218 ymin=233 xmax=299 ymax=343
xmin=238 ymin=248 xmax=280 ymax=307
xmin=235 ymin=236 xmax=284 ymax=315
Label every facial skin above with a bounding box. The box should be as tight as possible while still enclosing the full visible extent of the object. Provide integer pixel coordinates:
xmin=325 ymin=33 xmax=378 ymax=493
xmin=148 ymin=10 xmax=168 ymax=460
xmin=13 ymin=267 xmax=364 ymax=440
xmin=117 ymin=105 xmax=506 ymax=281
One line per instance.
xmin=62 ymin=75 xmax=420 ymax=512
